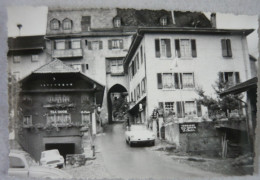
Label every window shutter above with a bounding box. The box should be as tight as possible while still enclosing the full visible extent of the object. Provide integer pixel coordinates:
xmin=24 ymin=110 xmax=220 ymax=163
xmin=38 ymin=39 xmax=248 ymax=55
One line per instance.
xmin=179 ymin=73 xmax=183 ymax=89
xmin=131 ymin=63 xmax=134 ymax=76
xmin=158 ymin=102 xmax=164 ymax=109
xmin=88 ymin=41 xmax=92 ymax=50
xmin=120 ymin=40 xmax=124 ymax=49
xmin=157 ymin=73 xmax=162 ymax=89
xmin=182 ymin=101 xmax=185 ymax=116
xmin=108 ymin=40 xmax=112 ymax=49
xmin=235 ymin=72 xmax=240 ymax=83
xmin=106 ymin=60 xmax=111 ymax=73
xmin=174 ymin=73 xmax=179 ymax=89
xmin=221 ymin=39 xmax=228 ymax=57
xmin=81 ymin=64 xmax=86 ymax=73
xmin=191 ymin=39 xmax=197 ymax=57
xmin=227 ymin=39 xmax=232 ymax=57
xmin=177 ymin=101 xmax=183 ymax=118
xmin=165 ymin=39 xmax=172 ymax=57
xmin=175 ymin=39 xmax=181 ymax=57
xmin=155 ymin=39 xmax=160 ymax=58
xmin=53 ymin=41 xmax=56 ymax=50
xmin=197 ymin=102 xmax=202 ymax=117
xmin=219 ymin=72 xmax=224 ymax=83
xmin=99 ymin=41 xmax=103 ymax=49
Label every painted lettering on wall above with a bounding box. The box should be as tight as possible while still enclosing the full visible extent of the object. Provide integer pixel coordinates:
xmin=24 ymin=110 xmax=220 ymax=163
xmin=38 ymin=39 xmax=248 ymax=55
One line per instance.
xmin=179 ymin=123 xmax=198 ymax=133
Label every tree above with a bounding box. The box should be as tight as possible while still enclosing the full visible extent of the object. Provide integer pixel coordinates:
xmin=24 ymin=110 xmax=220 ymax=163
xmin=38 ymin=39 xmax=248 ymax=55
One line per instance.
xmin=196 ymin=72 xmax=243 ymax=120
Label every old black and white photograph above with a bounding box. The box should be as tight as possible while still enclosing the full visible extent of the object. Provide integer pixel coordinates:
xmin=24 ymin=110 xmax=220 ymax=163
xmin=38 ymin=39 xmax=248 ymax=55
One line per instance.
xmin=1 ymin=0 xmax=259 ymax=179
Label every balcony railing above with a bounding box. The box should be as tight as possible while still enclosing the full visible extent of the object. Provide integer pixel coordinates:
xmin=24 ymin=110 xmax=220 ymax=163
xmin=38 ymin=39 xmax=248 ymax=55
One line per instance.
xmin=52 ymin=49 xmax=83 ymax=58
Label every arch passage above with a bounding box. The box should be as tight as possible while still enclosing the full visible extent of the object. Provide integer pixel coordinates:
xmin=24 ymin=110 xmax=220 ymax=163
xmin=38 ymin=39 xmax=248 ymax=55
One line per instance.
xmin=107 ymin=84 xmax=128 ymax=123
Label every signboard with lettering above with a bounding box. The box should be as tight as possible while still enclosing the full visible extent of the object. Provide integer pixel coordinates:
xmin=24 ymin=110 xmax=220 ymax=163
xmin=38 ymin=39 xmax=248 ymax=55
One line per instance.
xmin=179 ymin=123 xmax=198 ymax=133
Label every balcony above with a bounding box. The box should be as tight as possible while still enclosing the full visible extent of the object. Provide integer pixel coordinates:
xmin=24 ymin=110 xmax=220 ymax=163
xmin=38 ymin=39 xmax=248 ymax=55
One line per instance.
xmin=52 ymin=49 xmax=83 ymax=58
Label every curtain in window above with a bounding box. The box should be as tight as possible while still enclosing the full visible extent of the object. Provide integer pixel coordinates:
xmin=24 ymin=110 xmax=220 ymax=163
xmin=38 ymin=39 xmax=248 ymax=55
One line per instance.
xmin=72 ymin=41 xmax=81 ymax=49
xmin=184 ymin=101 xmax=196 ymax=116
xmin=163 ymin=73 xmax=174 ymax=89
xmin=182 ymin=73 xmax=194 ymax=88
xmin=180 ymin=40 xmax=191 ymax=58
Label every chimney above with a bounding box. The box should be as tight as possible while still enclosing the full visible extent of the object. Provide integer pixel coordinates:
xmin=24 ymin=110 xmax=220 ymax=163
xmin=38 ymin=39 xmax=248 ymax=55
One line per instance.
xmin=210 ymin=13 xmax=216 ymax=28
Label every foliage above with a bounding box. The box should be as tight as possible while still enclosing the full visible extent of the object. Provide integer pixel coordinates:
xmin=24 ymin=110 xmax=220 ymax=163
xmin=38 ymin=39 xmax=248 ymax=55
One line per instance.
xmin=112 ymin=94 xmax=128 ymax=120
xmin=196 ymin=72 xmax=243 ymax=120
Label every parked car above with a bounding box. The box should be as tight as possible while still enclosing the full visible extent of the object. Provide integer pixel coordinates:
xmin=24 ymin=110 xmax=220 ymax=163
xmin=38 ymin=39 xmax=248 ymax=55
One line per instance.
xmin=40 ymin=149 xmax=65 ymax=168
xmin=8 ymin=150 xmax=73 ymax=179
xmin=125 ymin=124 xmax=155 ymax=146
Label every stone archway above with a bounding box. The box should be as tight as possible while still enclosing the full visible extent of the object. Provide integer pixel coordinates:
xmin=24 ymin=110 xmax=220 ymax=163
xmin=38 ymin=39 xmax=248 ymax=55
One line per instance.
xmin=107 ymin=84 xmax=128 ymax=123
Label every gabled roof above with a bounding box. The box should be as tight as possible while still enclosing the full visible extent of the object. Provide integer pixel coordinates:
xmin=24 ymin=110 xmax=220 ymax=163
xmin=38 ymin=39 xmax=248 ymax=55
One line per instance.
xmin=8 ymin=35 xmax=45 ymax=51
xmin=34 ymin=59 xmax=79 ymax=74
xmin=219 ymin=77 xmax=257 ymax=97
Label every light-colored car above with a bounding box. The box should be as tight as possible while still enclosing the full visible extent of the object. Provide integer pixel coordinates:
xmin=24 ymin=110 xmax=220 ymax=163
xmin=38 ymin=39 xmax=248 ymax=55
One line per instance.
xmin=40 ymin=149 xmax=65 ymax=168
xmin=8 ymin=150 xmax=73 ymax=179
xmin=125 ymin=124 xmax=155 ymax=146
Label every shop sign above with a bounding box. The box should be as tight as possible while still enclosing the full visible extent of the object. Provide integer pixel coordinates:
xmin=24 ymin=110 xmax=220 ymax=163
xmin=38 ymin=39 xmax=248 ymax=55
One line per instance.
xmin=179 ymin=123 xmax=198 ymax=133
xmin=50 ymin=110 xmax=68 ymax=114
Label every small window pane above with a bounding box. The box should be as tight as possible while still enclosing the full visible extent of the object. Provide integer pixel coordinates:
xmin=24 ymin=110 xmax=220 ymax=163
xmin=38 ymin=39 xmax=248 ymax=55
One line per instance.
xmin=72 ymin=40 xmax=81 ymax=49
xmin=180 ymin=39 xmax=191 ymax=58
xmin=13 ymin=56 xmax=21 ymax=63
xmin=56 ymin=41 xmax=65 ymax=50
xmin=31 ymin=55 xmax=39 ymax=62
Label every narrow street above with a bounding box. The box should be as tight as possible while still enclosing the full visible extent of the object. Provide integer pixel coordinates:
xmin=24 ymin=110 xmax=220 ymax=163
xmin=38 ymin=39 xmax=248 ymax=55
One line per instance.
xmin=94 ymin=123 xmax=223 ymax=179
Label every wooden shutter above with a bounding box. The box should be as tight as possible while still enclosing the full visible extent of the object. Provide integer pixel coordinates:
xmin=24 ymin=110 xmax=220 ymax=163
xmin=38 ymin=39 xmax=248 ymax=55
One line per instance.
xmin=106 ymin=60 xmax=111 ymax=73
xmin=155 ymin=39 xmax=160 ymax=58
xmin=177 ymin=101 xmax=183 ymax=118
xmin=191 ymin=39 xmax=197 ymax=57
xmin=99 ymin=41 xmax=103 ymax=49
xmin=221 ymin=39 xmax=228 ymax=57
xmin=53 ymin=41 xmax=56 ymax=50
xmin=131 ymin=63 xmax=134 ymax=76
xmin=81 ymin=64 xmax=86 ymax=73
xmin=120 ymin=39 xmax=124 ymax=49
xmin=174 ymin=73 xmax=179 ymax=89
xmin=165 ymin=39 xmax=172 ymax=57
xmin=235 ymin=72 xmax=240 ymax=83
xmin=157 ymin=73 xmax=162 ymax=89
xmin=219 ymin=72 xmax=224 ymax=83
xmin=175 ymin=39 xmax=181 ymax=57
xmin=179 ymin=73 xmax=183 ymax=89
xmin=197 ymin=102 xmax=202 ymax=117
xmin=227 ymin=39 xmax=232 ymax=57
xmin=88 ymin=41 xmax=92 ymax=50
xmin=108 ymin=40 xmax=112 ymax=49
xmin=182 ymin=101 xmax=185 ymax=116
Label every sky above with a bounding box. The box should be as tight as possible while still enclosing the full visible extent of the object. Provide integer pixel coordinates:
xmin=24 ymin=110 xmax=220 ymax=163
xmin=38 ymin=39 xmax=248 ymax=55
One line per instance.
xmin=7 ymin=6 xmax=259 ymax=58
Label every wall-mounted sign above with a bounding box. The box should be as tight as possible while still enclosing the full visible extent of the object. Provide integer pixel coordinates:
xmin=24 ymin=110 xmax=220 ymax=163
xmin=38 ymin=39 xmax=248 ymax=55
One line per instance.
xmin=50 ymin=110 xmax=68 ymax=114
xmin=81 ymin=111 xmax=90 ymax=114
xmin=179 ymin=123 xmax=198 ymax=133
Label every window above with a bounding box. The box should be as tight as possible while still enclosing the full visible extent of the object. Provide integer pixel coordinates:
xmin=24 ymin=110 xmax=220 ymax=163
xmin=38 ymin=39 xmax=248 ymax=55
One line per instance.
xmin=81 ymin=113 xmax=90 ymax=125
xmin=9 ymin=157 xmax=25 ymax=168
xmin=141 ymin=78 xmax=146 ymax=94
xmin=111 ymin=59 xmax=124 ymax=74
xmin=47 ymin=114 xmax=71 ymax=126
xmin=81 ymin=16 xmax=91 ymax=31
xmin=135 ymin=53 xmax=139 ymax=70
xmin=13 ymin=72 xmax=20 ymax=81
xmin=23 ymin=115 xmax=32 ymax=126
xmin=220 ymin=72 xmax=240 ymax=87
xmin=221 ymin=39 xmax=232 ymax=57
xmin=164 ymin=102 xmax=175 ymax=116
xmin=155 ymin=39 xmax=171 ymax=58
xmin=175 ymin=39 xmax=197 ymax=58
xmin=13 ymin=56 xmax=21 ymax=63
xmin=63 ymin=18 xmax=72 ymax=30
xmin=88 ymin=41 xmax=102 ymax=50
xmin=182 ymin=73 xmax=195 ymax=88
xmin=137 ymin=84 xmax=141 ymax=99
xmin=50 ymin=19 xmax=60 ymax=30
xmin=108 ymin=39 xmax=123 ymax=49
xmin=157 ymin=72 xmax=195 ymax=89
xmin=184 ymin=101 xmax=196 ymax=116
xmin=140 ymin=46 xmax=143 ymax=64
xmin=72 ymin=64 xmax=81 ymax=71
xmin=162 ymin=73 xmax=174 ymax=89
xmin=113 ymin=17 xmax=121 ymax=27
xmin=54 ymin=40 xmax=77 ymax=50
xmin=31 ymin=55 xmax=39 ymax=62
xmin=160 ymin=16 xmax=167 ymax=26
xmin=55 ymin=41 xmax=65 ymax=50
xmin=71 ymin=40 xmax=81 ymax=49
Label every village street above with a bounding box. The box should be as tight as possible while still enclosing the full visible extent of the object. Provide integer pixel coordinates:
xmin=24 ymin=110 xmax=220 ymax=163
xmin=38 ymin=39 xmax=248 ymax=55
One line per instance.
xmin=65 ymin=123 xmax=223 ymax=179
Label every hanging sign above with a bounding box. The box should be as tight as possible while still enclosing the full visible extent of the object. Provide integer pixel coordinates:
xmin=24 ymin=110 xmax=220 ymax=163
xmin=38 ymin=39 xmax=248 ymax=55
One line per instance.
xmin=50 ymin=110 xmax=68 ymax=114
xmin=179 ymin=123 xmax=198 ymax=133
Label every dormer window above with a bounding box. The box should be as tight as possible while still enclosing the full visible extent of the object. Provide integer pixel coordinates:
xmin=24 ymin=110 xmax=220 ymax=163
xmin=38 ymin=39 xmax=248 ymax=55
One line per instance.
xmin=50 ymin=19 xmax=60 ymax=30
xmin=113 ymin=17 xmax=121 ymax=28
xmin=160 ymin=16 xmax=168 ymax=26
xmin=63 ymin=18 xmax=72 ymax=30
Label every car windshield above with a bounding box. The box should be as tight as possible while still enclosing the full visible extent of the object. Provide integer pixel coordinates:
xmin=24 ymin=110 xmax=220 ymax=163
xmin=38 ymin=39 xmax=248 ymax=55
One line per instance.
xmin=131 ymin=125 xmax=146 ymax=131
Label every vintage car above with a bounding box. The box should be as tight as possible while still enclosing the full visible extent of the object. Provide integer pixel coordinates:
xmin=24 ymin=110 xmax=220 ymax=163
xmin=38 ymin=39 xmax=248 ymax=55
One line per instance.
xmin=40 ymin=149 xmax=65 ymax=168
xmin=8 ymin=150 xmax=72 ymax=179
xmin=125 ymin=124 xmax=155 ymax=146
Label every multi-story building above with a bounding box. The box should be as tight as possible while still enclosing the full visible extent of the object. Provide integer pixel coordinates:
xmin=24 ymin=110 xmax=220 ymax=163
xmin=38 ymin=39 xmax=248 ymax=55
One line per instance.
xmin=123 ymin=27 xmax=253 ymax=147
